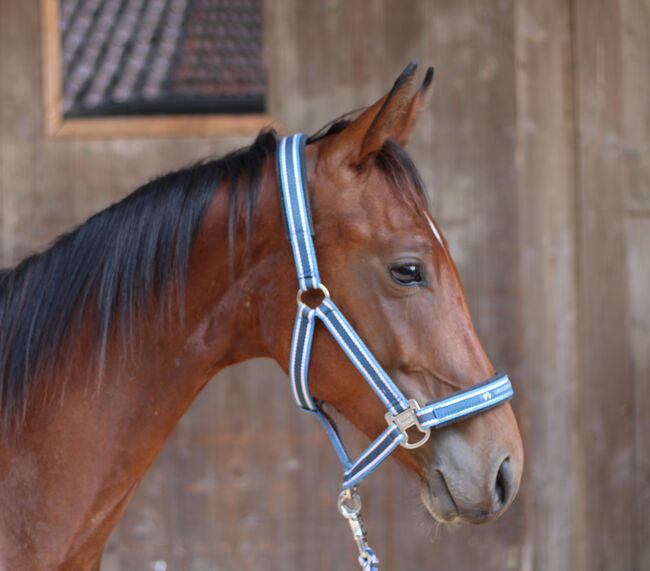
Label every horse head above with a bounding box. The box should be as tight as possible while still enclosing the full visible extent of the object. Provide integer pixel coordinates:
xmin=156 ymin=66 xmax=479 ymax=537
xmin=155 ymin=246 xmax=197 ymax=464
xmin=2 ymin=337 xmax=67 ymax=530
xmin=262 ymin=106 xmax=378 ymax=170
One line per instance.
xmin=269 ymin=63 xmax=524 ymax=524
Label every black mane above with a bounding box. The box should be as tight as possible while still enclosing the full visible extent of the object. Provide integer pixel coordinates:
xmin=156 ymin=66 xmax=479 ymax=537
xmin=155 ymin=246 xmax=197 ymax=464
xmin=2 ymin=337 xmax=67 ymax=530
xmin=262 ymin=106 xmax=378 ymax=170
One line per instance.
xmin=0 ymin=122 xmax=426 ymax=427
xmin=0 ymin=130 xmax=277 ymax=426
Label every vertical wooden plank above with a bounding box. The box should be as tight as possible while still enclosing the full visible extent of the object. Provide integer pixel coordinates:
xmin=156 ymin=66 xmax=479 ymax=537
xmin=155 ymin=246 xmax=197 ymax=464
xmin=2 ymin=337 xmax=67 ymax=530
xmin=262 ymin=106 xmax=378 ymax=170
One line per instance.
xmin=621 ymin=2 xmax=650 ymax=568
xmin=426 ymin=2 xmax=526 ymax=569
xmin=621 ymin=0 xmax=650 ymax=215
xmin=40 ymin=0 xmax=63 ymax=135
xmin=427 ymin=0 xmax=521 ymax=373
xmin=573 ymin=0 xmax=635 ymax=568
xmin=626 ymin=219 xmax=650 ymax=571
xmin=0 ymin=0 xmax=77 ymax=265
xmin=263 ymin=0 xmax=299 ymax=131
xmin=514 ymin=1 xmax=581 ymax=569
xmin=0 ymin=0 xmax=42 ymax=264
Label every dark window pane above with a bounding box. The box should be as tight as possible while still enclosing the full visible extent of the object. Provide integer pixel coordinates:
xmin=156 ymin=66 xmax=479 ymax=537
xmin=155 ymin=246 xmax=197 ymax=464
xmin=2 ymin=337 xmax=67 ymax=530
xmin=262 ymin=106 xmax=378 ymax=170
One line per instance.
xmin=60 ymin=0 xmax=265 ymax=118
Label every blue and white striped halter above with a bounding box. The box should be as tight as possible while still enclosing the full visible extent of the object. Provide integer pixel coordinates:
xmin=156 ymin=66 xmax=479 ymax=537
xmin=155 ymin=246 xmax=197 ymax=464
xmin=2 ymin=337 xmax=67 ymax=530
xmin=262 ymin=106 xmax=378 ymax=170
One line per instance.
xmin=277 ymin=133 xmax=513 ymax=570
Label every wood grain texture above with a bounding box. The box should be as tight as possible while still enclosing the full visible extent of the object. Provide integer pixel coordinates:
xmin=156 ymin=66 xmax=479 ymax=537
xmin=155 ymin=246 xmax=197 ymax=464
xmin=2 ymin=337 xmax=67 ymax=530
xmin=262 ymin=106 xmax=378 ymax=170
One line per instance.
xmin=622 ymin=0 xmax=650 ymax=216
xmin=0 ymin=0 xmax=647 ymax=569
xmin=622 ymin=2 xmax=650 ymax=569
xmin=421 ymin=1 xmax=527 ymax=569
xmin=52 ymin=114 xmax=277 ymax=139
xmin=515 ymin=1 xmax=581 ymax=569
xmin=573 ymin=0 xmax=635 ymax=569
xmin=40 ymin=0 xmax=63 ymax=135
xmin=626 ymin=219 xmax=650 ymax=571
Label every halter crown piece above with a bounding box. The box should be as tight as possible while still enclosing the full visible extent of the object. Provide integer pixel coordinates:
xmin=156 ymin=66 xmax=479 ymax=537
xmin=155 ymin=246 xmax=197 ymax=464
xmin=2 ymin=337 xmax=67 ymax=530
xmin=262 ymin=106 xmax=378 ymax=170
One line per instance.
xmin=276 ymin=134 xmax=514 ymax=570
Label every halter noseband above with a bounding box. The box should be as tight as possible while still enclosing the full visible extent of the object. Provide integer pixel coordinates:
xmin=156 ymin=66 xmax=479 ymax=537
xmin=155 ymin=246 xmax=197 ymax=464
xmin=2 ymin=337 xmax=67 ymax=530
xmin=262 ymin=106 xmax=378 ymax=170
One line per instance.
xmin=277 ymin=134 xmax=513 ymax=570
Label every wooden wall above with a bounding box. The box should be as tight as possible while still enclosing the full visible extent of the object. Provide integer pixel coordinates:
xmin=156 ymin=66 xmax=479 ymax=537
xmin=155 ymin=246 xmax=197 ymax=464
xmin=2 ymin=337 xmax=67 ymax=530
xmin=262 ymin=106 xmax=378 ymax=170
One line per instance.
xmin=0 ymin=0 xmax=648 ymax=569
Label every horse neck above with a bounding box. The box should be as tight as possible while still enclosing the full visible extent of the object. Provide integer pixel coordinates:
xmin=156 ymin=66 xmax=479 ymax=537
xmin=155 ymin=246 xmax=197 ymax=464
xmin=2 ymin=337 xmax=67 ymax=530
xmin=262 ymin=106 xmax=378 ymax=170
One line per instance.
xmin=0 ymin=154 xmax=295 ymax=568
xmin=182 ymin=158 xmax=296 ymax=372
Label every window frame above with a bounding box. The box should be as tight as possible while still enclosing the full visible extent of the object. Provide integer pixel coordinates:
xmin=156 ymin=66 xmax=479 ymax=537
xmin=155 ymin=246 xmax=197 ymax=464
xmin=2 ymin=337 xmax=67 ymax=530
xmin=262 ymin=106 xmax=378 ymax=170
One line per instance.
xmin=41 ymin=0 xmax=274 ymax=139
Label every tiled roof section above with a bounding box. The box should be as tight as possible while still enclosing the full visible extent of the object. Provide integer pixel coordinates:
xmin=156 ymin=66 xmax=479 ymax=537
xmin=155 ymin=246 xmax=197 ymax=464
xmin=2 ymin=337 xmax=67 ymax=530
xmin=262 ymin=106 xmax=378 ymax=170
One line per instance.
xmin=60 ymin=0 xmax=265 ymax=117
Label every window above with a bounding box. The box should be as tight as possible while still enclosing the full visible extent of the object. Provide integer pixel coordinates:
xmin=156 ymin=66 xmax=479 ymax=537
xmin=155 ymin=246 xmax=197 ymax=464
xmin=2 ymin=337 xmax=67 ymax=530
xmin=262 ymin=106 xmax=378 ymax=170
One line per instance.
xmin=42 ymin=0 xmax=271 ymax=138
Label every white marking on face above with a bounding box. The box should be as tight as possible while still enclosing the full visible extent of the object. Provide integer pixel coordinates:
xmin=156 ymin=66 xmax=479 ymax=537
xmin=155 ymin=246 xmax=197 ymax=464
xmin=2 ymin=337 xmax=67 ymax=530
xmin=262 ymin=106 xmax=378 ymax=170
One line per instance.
xmin=424 ymin=211 xmax=445 ymax=250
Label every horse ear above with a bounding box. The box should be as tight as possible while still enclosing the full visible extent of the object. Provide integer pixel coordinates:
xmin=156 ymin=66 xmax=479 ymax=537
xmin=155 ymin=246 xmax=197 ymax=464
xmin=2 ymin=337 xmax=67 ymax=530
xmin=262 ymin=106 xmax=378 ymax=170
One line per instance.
xmin=324 ymin=61 xmax=420 ymax=165
xmin=393 ymin=66 xmax=434 ymax=147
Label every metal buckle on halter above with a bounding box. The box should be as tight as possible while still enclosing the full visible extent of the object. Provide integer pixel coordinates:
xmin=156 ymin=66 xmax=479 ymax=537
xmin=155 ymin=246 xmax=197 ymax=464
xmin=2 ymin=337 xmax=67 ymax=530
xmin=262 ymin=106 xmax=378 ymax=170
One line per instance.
xmin=385 ymin=399 xmax=431 ymax=449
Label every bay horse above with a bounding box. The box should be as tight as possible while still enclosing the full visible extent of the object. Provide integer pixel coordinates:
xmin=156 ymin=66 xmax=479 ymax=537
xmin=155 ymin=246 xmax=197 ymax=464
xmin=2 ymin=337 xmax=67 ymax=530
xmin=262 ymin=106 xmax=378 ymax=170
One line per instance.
xmin=0 ymin=63 xmax=523 ymax=569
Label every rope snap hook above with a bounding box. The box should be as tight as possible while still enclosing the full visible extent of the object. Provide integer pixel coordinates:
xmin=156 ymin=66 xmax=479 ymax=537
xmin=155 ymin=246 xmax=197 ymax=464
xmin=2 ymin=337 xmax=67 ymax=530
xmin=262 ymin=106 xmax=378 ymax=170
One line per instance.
xmin=338 ymin=488 xmax=379 ymax=570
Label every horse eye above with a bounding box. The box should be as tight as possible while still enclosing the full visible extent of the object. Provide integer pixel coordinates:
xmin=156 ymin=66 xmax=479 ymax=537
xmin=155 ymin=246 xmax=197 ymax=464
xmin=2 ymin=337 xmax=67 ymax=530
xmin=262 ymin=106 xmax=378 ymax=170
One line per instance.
xmin=390 ymin=263 xmax=423 ymax=285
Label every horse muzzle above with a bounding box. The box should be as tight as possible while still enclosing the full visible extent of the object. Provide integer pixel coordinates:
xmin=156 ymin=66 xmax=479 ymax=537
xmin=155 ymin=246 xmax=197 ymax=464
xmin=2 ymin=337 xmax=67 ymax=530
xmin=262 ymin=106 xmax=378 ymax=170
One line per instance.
xmin=418 ymin=410 xmax=523 ymax=524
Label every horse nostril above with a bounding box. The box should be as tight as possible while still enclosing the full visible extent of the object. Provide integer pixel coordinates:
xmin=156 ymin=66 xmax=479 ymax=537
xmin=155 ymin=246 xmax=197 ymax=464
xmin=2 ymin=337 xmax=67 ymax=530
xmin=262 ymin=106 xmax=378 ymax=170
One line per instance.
xmin=494 ymin=457 xmax=511 ymax=508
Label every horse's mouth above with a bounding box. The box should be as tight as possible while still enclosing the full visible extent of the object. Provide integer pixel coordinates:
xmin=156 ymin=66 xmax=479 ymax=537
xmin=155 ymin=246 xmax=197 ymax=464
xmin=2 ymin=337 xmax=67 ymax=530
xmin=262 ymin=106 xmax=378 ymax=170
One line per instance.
xmin=419 ymin=460 xmax=516 ymax=524
xmin=419 ymin=471 xmax=460 ymax=523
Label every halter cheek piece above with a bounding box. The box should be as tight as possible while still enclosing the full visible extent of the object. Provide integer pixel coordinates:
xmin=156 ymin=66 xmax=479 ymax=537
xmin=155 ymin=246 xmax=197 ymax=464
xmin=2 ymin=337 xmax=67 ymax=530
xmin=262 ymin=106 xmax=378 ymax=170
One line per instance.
xmin=277 ymin=134 xmax=513 ymax=570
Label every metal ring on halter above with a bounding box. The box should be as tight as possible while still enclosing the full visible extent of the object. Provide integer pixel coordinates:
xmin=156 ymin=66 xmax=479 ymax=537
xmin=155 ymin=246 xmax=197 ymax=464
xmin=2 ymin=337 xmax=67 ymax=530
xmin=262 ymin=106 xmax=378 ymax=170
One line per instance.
xmin=297 ymin=283 xmax=331 ymax=306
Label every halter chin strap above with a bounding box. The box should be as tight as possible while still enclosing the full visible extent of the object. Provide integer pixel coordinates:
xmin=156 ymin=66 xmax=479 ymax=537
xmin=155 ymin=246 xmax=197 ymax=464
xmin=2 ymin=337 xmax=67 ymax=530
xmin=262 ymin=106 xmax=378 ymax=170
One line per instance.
xmin=277 ymin=133 xmax=513 ymax=569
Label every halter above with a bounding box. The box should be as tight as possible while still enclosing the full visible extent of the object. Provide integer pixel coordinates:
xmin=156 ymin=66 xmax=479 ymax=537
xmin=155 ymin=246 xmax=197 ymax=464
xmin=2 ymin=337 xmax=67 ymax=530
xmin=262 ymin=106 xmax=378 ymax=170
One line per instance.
xmin=277 ymin=134 xmax=513 ymax=569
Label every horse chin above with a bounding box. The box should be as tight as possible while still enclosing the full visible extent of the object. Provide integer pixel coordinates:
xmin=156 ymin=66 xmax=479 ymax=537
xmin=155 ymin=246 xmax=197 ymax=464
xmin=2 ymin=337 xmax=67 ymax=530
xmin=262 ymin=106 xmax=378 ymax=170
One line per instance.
xmin=419 ymin=473 xmax=460 ymax=523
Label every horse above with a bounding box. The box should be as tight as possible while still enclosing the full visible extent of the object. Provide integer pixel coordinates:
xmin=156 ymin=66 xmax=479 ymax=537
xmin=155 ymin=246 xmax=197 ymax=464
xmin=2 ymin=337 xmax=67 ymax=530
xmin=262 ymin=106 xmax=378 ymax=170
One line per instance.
xmin=0 ymin=62 xmax=523 ymax=569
